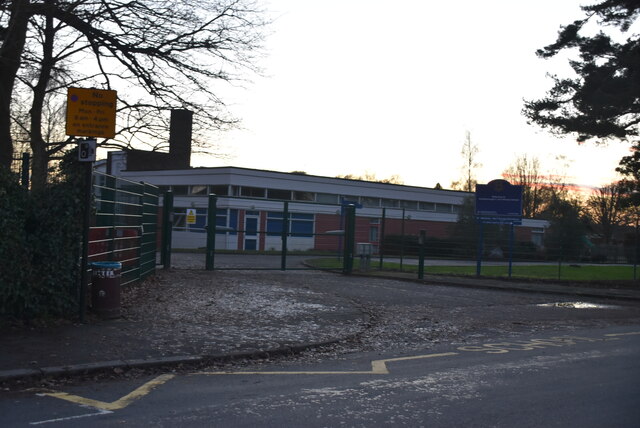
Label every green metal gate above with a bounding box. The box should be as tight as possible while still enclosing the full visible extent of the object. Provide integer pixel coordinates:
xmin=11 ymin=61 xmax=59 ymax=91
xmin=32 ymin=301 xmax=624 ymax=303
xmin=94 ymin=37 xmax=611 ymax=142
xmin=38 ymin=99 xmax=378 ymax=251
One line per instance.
xmin=90 ymin=172 xmax=159 ymax=286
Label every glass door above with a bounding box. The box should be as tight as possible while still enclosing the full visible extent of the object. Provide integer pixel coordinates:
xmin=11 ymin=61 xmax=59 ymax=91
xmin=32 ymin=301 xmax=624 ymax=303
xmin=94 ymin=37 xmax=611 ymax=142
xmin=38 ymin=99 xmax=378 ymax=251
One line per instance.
xmin=244 ymin=213 xmax=259 ymax=250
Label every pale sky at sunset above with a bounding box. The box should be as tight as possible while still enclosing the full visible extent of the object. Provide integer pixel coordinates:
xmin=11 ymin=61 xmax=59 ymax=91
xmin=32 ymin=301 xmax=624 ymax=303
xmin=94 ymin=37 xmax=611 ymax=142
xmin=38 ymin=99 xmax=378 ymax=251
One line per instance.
xmin=192 ymin=0 xmax=631 ymax=192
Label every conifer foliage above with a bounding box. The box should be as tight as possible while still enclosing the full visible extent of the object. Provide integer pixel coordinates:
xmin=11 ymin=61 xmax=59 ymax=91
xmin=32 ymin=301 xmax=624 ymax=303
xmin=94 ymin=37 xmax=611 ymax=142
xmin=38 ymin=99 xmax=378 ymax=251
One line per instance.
xmin=524 ymin=0 xmax=640 ymax=144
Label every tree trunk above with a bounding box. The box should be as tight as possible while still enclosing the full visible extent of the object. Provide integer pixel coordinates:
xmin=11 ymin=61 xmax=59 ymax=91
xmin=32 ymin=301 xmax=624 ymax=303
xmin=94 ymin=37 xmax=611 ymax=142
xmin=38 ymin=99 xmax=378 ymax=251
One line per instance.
xmin=29 ymin=0 xmax=55 ymax=190
xmin=0 ymin=0 xmax=32 ymax=168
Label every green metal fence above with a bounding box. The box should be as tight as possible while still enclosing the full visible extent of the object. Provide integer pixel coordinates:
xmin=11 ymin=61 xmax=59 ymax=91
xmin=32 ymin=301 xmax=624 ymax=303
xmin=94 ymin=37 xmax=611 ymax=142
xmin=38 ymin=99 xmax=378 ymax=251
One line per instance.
xmin=162 ymin=193 xmax=358 ymax=273
xmin=91 ymin=172 xmax=159 ymax=286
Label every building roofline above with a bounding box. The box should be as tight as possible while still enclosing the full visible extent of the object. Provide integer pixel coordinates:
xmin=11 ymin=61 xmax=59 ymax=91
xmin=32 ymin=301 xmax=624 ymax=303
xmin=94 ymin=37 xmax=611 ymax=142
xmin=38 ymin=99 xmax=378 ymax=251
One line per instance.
xmin=126 ymin=164 xmax=473 ymax=196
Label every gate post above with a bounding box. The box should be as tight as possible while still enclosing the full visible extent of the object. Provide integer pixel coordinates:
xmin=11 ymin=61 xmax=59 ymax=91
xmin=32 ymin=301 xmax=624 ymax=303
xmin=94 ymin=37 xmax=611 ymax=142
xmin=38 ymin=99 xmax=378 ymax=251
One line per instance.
xmin=476 ymin=221 xmax=484 ymax=277
xmin=161 ymin=190 xmax=173 ymax=269
xmin=342 ymin=204 xmax=356 ymax=274
xmin=206 ymin=194 xmax=217 ymax=270
xmin=281 ymin=201 xmax=289 ymax=271
xmin=418 ymin=229 xmax=426 ymax=280
xmin=379 ymin=207 xmax=386 ymax=269
xmin=78 ymin=162 xmax=93 ymax=322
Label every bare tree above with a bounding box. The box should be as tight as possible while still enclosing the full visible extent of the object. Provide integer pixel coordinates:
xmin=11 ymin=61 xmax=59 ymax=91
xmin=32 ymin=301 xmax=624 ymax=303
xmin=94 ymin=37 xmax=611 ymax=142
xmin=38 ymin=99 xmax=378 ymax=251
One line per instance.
xmin=501 ymin=155 xmax=547 ymax=218
xmin=0 ymin=0 xmax=267 ymax=188
xmin=451 ymin=130 xmax=481 ymax=192
xmin=587 ymin=182 xmax=628 ymax=244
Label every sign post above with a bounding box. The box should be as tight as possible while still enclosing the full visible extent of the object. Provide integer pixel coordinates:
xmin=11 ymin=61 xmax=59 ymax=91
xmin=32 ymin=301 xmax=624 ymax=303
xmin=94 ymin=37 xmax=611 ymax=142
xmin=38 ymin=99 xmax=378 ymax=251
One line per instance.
xmin=76 ymin=137 xmax=98 ymax=321
xmin=66 ymin=87 xmax=117 ymax=322
xmin=474 ymin=180 xmax=523 ymax=277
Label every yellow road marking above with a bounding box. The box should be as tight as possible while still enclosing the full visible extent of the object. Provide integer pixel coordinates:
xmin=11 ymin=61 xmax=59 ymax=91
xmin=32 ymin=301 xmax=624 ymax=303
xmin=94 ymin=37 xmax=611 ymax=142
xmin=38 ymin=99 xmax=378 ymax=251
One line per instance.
xmin=195 ymin=352 xmax=459 ymax=376
xmin=35 ymin=331 xmax=640 ymax=411
xmin=40 ymin=374 xmax=174 ymax=411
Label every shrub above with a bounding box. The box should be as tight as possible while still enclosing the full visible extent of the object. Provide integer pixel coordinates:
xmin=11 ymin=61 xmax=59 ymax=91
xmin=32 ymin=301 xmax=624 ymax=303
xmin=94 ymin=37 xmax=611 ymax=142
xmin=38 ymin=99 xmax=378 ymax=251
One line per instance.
xmin=0 ymin=153 xmax=85 ymax=321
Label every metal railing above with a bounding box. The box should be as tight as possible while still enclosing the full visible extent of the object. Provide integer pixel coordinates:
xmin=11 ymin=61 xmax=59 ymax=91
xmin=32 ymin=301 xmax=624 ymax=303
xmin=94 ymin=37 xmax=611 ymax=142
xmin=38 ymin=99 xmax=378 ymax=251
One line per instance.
xmin=91 ymin=171 xmax=159 ymax=286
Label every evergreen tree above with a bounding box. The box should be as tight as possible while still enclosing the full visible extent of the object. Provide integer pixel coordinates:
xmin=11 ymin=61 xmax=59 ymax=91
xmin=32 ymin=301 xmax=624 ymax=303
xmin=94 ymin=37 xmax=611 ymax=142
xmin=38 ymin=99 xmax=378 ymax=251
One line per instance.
xmin=523 ymin=1 xmax=640 ymax=144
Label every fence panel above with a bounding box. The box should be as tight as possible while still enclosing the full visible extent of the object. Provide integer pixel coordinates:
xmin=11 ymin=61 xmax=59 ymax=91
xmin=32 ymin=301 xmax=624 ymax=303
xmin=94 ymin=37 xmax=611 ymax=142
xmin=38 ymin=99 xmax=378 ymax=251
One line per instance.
xmin=91 ymin=172 xmax=158 ymax=286
xmin=167 ymin=196 xmax=351 ymax=270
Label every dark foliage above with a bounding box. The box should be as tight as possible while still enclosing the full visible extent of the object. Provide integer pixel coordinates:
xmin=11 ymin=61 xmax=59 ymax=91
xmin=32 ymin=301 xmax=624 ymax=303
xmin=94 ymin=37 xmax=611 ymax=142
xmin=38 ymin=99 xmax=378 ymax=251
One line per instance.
xmin=0 ymin=151 xmax=84 ymax=320
xmin=523 ymin=0 xmax=640 ymax=144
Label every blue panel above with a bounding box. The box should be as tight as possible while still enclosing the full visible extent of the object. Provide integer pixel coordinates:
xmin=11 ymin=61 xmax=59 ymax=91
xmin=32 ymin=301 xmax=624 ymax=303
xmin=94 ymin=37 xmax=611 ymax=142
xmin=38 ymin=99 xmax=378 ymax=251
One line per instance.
xmin=475 ymin=179 xmax=522 ymax=218
xmin=245 ymin=239 xmax=257 ymax=250
xmin=291 ymin=220 xmax=313 ymax=237
xmin=229 ymin=209 xmax=238 ymax=235
xmin=266 ymin=219 xmax=283 ymax=236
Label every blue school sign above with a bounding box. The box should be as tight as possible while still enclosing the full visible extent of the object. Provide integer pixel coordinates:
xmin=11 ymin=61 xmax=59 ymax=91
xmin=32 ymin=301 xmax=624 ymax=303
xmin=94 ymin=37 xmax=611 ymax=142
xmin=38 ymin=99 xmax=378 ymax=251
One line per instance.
xmin=474 ymin=179 xmax=523 ymax=277
xmin=475 ymin=179 xmax=523 ymax=223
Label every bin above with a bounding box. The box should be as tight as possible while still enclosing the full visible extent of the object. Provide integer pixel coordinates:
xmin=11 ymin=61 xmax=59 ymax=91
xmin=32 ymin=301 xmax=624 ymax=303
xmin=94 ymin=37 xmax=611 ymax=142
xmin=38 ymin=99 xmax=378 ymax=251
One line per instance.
xmin=91 ymin=261 xmax=122 ymax=318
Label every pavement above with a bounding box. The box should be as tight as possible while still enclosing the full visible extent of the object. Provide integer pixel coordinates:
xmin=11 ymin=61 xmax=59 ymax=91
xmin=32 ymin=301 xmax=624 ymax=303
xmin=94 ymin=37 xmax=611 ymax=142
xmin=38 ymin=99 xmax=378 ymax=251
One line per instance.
xmin=1 ymin=264 xmax=639 ymax=384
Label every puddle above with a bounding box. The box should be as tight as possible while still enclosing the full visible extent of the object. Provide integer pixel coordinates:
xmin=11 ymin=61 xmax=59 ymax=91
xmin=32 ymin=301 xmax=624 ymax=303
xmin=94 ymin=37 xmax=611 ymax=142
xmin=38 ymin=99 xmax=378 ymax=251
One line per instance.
xmin=536 ymin=301 xmax=619 ymax=309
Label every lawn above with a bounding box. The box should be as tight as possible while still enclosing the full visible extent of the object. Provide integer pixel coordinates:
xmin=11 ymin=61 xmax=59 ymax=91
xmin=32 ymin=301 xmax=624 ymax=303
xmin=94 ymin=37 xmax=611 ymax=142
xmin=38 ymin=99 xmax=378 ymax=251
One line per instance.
xmin=306 ymin=258 xmax=640 ymax=282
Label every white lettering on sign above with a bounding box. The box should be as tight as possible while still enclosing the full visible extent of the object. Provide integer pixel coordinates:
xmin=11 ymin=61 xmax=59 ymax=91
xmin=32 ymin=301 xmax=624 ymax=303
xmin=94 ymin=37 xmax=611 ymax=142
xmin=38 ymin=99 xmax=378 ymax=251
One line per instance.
xmin=94 ymin=269 xmax=118 ymax=279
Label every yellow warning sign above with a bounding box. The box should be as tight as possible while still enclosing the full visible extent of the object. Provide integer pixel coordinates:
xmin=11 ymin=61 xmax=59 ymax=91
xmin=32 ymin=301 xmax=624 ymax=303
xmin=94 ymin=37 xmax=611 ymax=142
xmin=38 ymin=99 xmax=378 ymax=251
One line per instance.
xmin=66 ymin=87 xmax=117 ymax=138
xmin=186 ymin=209 xmax=197 ymax=225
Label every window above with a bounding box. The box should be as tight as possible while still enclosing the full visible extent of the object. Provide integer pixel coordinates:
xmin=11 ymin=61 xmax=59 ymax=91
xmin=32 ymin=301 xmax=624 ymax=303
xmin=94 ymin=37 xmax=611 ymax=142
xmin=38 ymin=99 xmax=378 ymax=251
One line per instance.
xmin=381 ymin=198 xmax=398 ymax=208
xmin=190 ymin=185 xmax=208 ymax=195
xmin=215 ymin=209 xmax=237 ymax=235
xmin=266 ymin=212 xmax=314 ymax=237
xmin=317 ymin=193 xmax=339 ymax=204
xmin=451 ymin=205 xmax=460 ymax=214
xmin=341 ymin=196 xmax=359 ymax=204
xmin=435 ymin=203 xmax=452 ymax=213
xmin=290 ymin=213 xmax=314 ymax=237
xmin=210 ymin=185 xmax=229 ymax=196
xmin=361 ymin=197 xmax=380 ymax=207
xmin=172 ymin=207 xmax=207 ymax=232
xmin=267 ymin=189 xmax=291 ymax=200
xmin=420 ymin=202 xmax=435 ymax=211
xmin=173 ymin=207 xmax=186 ymax=229
xmin=293 ymin=191 xmax=314 ymax=201
xmin=369 ymin=226 xmax=379 ymax=242
xmin=191 ymin=208 xmax=207 ymax=232
xmin=172 ymin=185 xmax=188 ymax=196
xmin=266 ymin=212 xmax=284 ymax=236
xmin=531 ymin=228 xmax=544 ymax=248
xmin=400 ymin=200 xmax=418 ymax=209
xmin=240 ymin=186 xmax=265 ymax=197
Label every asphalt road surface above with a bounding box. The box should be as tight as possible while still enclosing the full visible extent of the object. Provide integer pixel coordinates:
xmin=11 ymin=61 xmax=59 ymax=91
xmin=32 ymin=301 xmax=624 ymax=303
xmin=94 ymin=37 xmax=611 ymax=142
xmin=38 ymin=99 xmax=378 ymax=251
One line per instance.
xmin=2 ymin=263 xmax=639 ymax=427
xmin=2 ymin=326 xmax=639 ymax=427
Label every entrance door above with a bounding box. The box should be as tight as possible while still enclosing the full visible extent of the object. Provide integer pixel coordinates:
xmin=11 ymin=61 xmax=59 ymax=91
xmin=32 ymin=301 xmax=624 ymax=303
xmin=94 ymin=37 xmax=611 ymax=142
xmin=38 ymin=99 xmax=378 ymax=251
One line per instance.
xmin=244 ymin=213 xmax=259 ymax=250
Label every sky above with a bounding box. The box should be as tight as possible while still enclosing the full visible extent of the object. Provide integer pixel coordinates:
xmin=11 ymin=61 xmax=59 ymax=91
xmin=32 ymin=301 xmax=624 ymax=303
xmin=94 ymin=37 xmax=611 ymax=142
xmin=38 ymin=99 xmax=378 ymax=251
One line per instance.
xmin=191 ymin=0 xmax=632 ymax=192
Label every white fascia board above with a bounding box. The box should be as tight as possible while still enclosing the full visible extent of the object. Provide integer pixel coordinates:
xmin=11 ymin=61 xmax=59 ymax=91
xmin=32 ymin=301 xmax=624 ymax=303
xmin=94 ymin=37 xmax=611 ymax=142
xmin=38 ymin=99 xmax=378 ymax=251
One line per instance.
xmin=120 ymin=166 xmax=472 ymax=204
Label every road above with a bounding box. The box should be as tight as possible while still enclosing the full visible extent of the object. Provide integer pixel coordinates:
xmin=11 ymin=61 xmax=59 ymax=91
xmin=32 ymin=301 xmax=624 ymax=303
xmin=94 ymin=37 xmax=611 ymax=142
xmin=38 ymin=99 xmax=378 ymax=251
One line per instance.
xmin=2 ymin=326 xmax=639 ymax=427
xmin=1 ymin=264 xmax=640 ymax=427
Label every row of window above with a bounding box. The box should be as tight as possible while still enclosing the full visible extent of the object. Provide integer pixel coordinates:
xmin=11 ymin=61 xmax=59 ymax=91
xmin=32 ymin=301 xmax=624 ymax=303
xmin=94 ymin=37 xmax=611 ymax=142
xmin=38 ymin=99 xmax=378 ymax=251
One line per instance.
xmin=160 ymin=185 xmax=460 ymax=214
xmin=172 ymin=208 xmax=315 ymax=237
